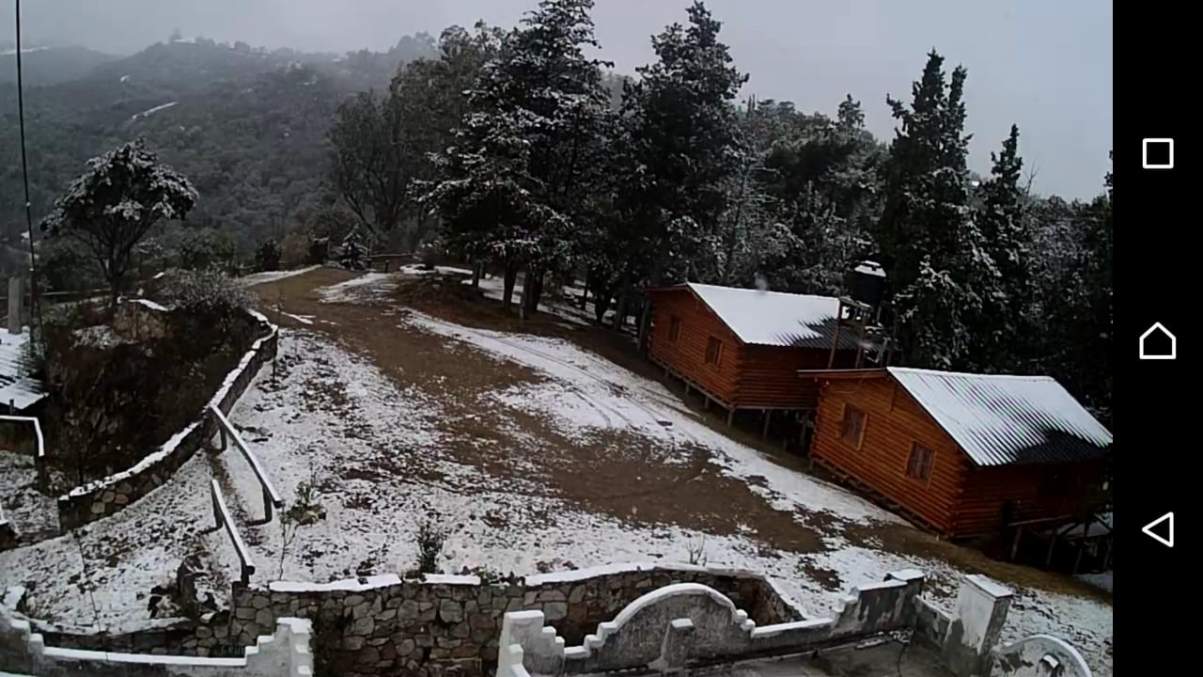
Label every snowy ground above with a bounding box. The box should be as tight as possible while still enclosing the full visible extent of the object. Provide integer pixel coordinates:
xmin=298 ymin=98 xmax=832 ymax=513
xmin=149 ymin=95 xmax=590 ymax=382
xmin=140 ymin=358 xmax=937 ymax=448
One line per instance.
xmin=0 ymin=269 xmax=1112 ymax=675
xmin=238 ymin=265 xmax=322 ymax=288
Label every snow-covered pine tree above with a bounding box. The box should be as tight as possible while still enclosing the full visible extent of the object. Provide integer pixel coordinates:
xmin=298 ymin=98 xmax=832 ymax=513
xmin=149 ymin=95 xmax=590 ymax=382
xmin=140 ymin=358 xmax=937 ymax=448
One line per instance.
xmin=339 ymin=228 xmax=369 ymax=271
xmin=877 ymin=50 xmax=993 ymax=369
xmin=425 ymin=0 xmax=612 ymax=316
xmin=613 ymin=1 xmax=748 ymax=294
xmin=40 ymin=139 xmax=197 ymax=309
xmin=972 ymin=124 xmax=1032 ymax=370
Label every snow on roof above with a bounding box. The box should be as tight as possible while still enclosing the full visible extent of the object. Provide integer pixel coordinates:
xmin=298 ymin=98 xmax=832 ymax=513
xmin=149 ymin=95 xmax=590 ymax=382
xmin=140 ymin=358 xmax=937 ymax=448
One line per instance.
xmin=887 ymin=367 xmax=1112 ymax=466
xmin=678 ymin=283 xmax=856 ymax=350
xmin=0 ymin=330 xmax=46 ymax=411
xmin=853 ymin=261 xmax=885 ymax=278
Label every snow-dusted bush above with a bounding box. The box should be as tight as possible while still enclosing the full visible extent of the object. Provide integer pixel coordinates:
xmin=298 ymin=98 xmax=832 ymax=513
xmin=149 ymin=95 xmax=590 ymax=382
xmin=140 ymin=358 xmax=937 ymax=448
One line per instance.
xmin=416 ymin=518 xmax=447 ymax=574
xmin=149 ymin=269 xmax=251 ymax=314
xmin=255 ymin=240 xmax=282 ymax=272
xmin=338 ymin=228 xmax=369 ymax=270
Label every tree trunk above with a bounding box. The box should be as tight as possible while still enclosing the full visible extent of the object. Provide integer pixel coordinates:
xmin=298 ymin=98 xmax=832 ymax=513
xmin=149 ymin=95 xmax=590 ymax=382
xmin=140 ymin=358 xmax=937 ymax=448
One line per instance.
xmin=109 ymin=278 xmax=121 ymax=314
xmin=521 ymin=265 xmax=542 ymax=319
xmin=471 ymin=260 xmax=482 ymax=289
xmin=530 ymin=268 xmax=545 ymax=308
xmin=612 ymin=291 xmax=628 ymax=332
xmin=637 ymin=296 xmax=652 ymax=354
xmin=579 ymin=271 xmax=591 ymax=310
xmin=502 ymin=262 xmax=518 ymax=308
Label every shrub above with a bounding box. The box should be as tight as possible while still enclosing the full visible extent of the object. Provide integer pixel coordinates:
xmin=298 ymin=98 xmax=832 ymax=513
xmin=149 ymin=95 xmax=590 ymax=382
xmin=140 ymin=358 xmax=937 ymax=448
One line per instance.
xmin=307 ymin=237 xmax=330 ymax=265
xmin=175 ymin=228 xmax=238 ymax=273
xmin=255 ymin=240 xmax=282 ymax=272
xmin=416 ymin=518 xmax=447 ymax=574
xmin=148 ymin=269 xmax=251 ymax=314
xmin=339 ymin=228 xmax=368 ymax=271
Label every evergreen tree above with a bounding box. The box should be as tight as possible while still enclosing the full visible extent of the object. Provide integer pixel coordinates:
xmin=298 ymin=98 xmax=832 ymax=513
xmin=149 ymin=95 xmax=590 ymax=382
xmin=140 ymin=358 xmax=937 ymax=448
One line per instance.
xmin=972 ymin=124 xmax=1031 ymax=369
xmin=339 ymin=227 xmax=369 ymax=270
xmin=606 ymin=1 xmax=747 ymax=324
xmin=877 ymin=51 xmax=991 ymax=369
xmin=427 ymin=0 xmax=613 ymax=315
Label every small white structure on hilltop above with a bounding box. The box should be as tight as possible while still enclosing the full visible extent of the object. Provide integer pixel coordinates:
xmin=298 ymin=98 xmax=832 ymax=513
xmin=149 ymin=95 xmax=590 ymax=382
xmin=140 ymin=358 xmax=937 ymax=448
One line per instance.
xmin=1 ymin=277 xmax=46 ymax=414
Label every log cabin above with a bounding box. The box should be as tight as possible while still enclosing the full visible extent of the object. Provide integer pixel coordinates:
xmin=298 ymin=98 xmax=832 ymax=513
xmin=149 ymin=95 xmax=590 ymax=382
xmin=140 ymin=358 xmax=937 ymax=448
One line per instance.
xmin=645 ymin=283 xmax=859 ymax=426
xmin=805 ymin=367 xmax=1112 ymax=538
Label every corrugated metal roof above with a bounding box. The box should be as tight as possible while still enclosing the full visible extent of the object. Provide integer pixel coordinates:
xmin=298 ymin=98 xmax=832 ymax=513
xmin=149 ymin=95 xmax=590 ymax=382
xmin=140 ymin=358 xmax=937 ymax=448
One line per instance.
xmin=682 ymin=283 xmax=860 ymax=350
xmin=888 ymin=367 xmax=1112 ymax=466
xmin=0 ymin=329 xmax=46 ymax=411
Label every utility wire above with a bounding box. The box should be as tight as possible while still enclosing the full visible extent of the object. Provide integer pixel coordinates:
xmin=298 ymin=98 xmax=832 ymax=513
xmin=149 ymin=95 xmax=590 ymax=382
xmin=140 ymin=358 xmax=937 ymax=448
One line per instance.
xmin=15 ymin=0 xmax=43 ymax=335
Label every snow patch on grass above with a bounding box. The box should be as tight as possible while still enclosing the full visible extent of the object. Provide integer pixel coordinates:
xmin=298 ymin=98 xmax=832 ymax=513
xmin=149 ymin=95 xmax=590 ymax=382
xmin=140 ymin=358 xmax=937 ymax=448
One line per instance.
xmin=238 ymin=265 xmax=321 ymax=288
xmin=317 ymin=273 xmax=397 ymax=303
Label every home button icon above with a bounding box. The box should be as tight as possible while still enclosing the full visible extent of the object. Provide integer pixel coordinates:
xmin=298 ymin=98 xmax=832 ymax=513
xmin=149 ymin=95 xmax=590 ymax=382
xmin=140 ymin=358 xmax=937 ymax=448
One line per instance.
xmin=1139 ymin=322 xmax=1176 ymax=360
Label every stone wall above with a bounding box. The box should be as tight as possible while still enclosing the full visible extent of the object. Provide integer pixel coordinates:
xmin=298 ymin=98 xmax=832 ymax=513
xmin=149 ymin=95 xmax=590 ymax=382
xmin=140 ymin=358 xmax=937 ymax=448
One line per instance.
xmin=498 ymin=570 xmax=927 ymax=675
xmin=0 ymin=518 xmax=15 ymax=551
xmin=55 ymin=307 xmax=278 ymax=531
xmin=28 ymin=563 xmax=802 ymax=677
xmin=2 ymin=604 xmax=313 ymax=677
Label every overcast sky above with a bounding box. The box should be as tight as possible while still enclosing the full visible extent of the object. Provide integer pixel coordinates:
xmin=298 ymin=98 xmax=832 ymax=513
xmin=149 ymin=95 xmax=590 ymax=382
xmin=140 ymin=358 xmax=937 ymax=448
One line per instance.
xmin=3 ymin=0 xmax=1112 ymax=199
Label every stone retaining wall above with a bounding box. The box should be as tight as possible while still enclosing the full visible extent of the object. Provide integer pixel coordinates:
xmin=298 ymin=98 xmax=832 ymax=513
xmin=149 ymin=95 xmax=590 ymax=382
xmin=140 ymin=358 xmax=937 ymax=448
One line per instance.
xmin=55 ymin=307 xmax=278 ymax=531
xmin=32 ymin=563 xmax=801 ymax=677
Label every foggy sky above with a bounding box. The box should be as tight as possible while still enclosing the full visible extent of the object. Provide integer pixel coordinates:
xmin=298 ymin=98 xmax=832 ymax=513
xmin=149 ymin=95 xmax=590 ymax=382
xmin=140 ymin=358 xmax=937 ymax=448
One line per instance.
xmin=2 ymin=0 xmax=1112 ymax=199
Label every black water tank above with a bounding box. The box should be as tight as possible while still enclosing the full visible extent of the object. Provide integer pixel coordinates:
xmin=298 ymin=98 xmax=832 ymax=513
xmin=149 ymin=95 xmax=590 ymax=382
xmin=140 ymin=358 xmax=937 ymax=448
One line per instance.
xmin=848 ymin=260 xmax=886 ymax=308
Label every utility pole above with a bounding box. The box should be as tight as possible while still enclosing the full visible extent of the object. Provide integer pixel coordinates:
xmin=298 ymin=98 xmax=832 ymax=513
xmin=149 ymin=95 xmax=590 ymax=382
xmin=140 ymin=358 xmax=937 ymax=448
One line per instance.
xmin=15 ymin=0 xmax=42 ymax=334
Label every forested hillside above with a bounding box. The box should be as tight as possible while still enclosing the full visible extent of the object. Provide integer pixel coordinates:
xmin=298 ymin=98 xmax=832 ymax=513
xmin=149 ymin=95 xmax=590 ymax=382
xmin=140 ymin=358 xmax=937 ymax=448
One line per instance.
xmin=0 ymin=36 xmax=437 ymax=248
xmin=0 ymin=44 xmax=117 ymax=85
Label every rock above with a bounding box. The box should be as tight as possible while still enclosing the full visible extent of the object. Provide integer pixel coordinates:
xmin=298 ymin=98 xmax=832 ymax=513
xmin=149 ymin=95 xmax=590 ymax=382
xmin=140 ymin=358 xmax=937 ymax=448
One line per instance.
xmin=451 ymin=623 xmax=470 ymax=639
xmin=543 ymin=602 xmax=568 ymax=621
xmin=439 ymin=599 xmax=463 ymax=623
xmin=452 ymin=644 xmax=478 ymax=659
xmin=536 ymin=589 xmax=567 ymax=603
xmin=400 ymin=600 xmax=420 ymax=619
xmin=469 ymin=614 xmax=494 ymax=630
xmin=251 ymin=596 xmax=270 ymax=610
xmin=351 ymin=616 xmax=374 ymax=636
xmin=114 ymin=494 xmax=130 ymax=505
xmin=346 ymin=594 xmax=365 ymax=606
xmin=568 ymin=586 xmax=586 ymax=604
xmin=234 ymin=607 xmax=256 ymax=621
xmin=352 ymin=601 xmax=372 ymax=619
xmin=344 ymin=635 xmax=365 ymax=651
xmin=357 ymin=646 xmax=380 ymax=665
xmin=398 ymin=638 xmax=417 ymax=656
xmin=255 ymin=609 xmax=273 ymax=627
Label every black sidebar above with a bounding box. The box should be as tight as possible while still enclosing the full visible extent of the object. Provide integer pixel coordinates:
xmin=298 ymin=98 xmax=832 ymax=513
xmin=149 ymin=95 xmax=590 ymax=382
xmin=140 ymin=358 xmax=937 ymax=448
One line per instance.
xmin=1116 ymin=3 xmax=1189 ymax=673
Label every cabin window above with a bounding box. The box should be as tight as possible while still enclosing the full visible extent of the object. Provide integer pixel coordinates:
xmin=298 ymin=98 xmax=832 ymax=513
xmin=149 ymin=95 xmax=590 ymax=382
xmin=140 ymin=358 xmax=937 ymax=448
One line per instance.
xmin=840 ymin=404 xmax=867 ymax=449
xmin=906 ymin=443 xmax=935 ymax=482
xmin=705 ymin=336 xmax=723 ymax=366
xmin=669 ymin=316 xmax=682 ymax=342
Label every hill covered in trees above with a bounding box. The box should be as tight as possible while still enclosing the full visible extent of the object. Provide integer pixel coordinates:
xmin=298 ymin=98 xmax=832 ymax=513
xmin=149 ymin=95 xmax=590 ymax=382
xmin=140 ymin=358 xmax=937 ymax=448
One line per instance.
xmin=0 ymin=35 xmax=438 ymax=249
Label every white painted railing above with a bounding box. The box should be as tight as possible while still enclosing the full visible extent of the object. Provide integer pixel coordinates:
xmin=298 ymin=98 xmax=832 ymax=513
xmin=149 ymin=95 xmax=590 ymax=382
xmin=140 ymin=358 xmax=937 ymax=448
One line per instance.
xmin=209 ymin=404 xmax=284 ymax=522
xmin=210 ymin=479 xmax=256 ymax=586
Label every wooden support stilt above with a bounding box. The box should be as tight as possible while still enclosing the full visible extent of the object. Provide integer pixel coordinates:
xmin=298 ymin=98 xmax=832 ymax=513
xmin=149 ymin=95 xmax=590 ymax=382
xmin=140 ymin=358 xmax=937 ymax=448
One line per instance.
xmin=704 ymin=397 xmax=710 ymax=410
xmin=762 ymin=410 xmax=771 ymax=438
xmin=1010 ymin=526 xmax=1024 ymax=561
xmin=1045 ymin=534 xmax=1057 ymax=567
xmin=726 ymin=408 xmax=735 ymax=427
